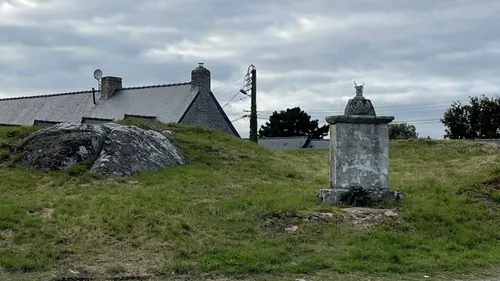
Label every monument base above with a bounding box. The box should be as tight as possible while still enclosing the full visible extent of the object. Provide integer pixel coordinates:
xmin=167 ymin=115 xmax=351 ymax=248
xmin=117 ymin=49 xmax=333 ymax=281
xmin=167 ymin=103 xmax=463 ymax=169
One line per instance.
xmin=316 ymin=187 xmax=404 ymax=206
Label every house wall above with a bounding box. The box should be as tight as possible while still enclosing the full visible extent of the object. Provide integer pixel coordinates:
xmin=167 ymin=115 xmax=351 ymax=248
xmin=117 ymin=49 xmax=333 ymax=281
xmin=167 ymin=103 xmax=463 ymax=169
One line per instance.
xmin=33 ymin=120 xmax=61 ymax=127
xmin=123 ymin=114 xmax=157 ymax=123
xmin=180 ymin=91 xmax=239 ymax=137
xmin=82 ymin=119 xmax=114 ymax=125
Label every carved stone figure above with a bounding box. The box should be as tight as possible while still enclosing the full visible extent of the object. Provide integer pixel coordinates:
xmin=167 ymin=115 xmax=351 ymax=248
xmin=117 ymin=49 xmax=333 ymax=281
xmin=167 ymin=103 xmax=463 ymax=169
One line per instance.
xmin=344 ymin=81 xmax=375 ymax=115
xmin=354 ymin=81 xmax=364 ymax=97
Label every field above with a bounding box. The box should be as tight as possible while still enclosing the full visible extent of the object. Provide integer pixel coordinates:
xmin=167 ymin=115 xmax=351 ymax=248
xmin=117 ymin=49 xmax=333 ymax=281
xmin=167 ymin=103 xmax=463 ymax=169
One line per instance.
xmin=1 ymin=121 xmax=500 ymax=281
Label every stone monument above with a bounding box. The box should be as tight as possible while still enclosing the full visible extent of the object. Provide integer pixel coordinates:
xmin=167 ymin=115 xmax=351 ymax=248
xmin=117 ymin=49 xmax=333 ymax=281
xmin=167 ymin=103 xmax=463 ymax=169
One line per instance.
xmin=316 ymin=81 xmax=404 ymax=205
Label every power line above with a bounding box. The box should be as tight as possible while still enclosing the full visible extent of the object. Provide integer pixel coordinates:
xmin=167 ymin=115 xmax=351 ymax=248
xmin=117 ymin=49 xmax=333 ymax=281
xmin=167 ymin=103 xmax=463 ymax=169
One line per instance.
xmin=231 ymin=116 xmax=247 ymax=122
xmin=215 ymin=84 xmax=246 ymax=101
xmin=224 ymin=95 xmax=250 ymax=108
xmin=253 ymin=94 xmax=491 ymax=113
xmin=213 ymin=78 xmax=251 ymax=109
xmin=211 ymin=78 xmax=243 ymax=93
xmin=222 ymin=92 xmax=242 ymax=108
xmin=222 ymin=90 xmax=251 ymax=109
xmin=211 ymin=79 xmax=249 ymax=105
xmin=253 ymin=100 xmax=489 ymax=116
xmin=391 ymin=119 xmax=441 ymax=124
xmin=252 ymin=106 xmax=455 ymax=121
xmin=221 ymin=87 xmax=252 ymax=109
xmin=302 ymin=103 xmax=453 ymax=112
xmin=255 ymin=104 xmax=452 ymax=115
xmin=252 ymin=116 xmax=444 ymax=125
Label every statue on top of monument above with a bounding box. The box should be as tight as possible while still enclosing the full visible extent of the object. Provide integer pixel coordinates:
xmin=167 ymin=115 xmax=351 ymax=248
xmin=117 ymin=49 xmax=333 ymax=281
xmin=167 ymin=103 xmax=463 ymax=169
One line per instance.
xmin=353 ymin=81 xmax=364 ymax=97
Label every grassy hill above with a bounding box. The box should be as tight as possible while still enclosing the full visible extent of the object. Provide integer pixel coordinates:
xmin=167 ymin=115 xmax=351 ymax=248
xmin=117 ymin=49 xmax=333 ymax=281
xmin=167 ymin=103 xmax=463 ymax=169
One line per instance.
xmin=1 ymin=121 xmax=500 ymax=281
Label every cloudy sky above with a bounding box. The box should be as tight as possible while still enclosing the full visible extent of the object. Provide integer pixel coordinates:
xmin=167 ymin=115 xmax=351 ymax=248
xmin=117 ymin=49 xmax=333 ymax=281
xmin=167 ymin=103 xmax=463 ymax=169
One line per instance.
xmin=1 ymin=0 xmax=499 ymax=138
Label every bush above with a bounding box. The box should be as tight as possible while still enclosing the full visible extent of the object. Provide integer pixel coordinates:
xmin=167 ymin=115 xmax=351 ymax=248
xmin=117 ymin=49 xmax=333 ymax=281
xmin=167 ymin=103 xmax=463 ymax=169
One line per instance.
xmin=389 ymin=123 xmax=418 ymax=140
xmin=340 ymin=185 xmax=373 ymax=207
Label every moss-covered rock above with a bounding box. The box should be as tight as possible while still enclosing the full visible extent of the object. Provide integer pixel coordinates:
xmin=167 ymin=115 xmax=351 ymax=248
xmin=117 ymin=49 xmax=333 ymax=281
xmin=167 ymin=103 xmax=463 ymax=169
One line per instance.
xmin=11 ymin=122 xmax=185 ymax=178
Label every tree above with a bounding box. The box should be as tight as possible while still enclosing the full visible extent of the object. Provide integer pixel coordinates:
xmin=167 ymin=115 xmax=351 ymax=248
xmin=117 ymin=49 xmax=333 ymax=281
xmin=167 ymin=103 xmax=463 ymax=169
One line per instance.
xmin=389 ymin=123 xmax=418 ymax=140
xmin=441 ymin=95 xmax=500 ymax=139
xmin=258 ymin=107 xmax=329 ymax=139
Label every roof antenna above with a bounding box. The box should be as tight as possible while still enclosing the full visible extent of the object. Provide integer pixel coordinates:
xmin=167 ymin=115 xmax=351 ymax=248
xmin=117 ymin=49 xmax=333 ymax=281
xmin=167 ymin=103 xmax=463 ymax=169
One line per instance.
xmin=92 ymin=69 xmax=102 ymax=105
xmin=94 ymin=69 xmax=103 ymax=84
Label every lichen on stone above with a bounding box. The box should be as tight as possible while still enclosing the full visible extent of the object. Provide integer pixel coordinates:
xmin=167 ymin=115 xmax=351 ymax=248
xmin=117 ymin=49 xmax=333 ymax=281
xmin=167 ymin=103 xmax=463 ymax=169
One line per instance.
xmin=11 ymin=122 xmax=186 ymax=178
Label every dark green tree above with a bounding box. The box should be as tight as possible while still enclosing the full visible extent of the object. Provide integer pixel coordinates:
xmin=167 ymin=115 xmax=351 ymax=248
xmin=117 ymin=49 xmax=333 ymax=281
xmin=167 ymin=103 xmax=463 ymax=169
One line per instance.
xmin=389 ymin=123 xmax=419 ymax=140
xmin=258 ymin=107 xmax=329 ymax=139
xmin=441 ymin=95 xmax=500 ymax=139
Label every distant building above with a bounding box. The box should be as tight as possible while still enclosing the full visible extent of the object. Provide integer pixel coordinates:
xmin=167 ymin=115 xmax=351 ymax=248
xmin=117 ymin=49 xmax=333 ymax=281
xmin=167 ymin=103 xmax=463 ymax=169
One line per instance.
xmin=0 ymin=63 xmax=240 ymax=138
xmin=244 ymin=136 xmax=329 ymax=150
xmin=471 ymin=139 xmax=500 ymax=145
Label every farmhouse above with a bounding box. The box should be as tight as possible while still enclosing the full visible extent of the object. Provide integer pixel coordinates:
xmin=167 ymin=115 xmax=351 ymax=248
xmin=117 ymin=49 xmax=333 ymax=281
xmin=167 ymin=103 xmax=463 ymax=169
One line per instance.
xmin=0 ymin=63 xmax=240 ymax=138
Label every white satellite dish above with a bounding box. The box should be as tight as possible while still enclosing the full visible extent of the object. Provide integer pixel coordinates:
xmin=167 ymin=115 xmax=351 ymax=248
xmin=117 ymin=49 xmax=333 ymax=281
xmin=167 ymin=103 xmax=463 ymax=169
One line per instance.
xmin=93 ymin=69 xmax=103 ymax=80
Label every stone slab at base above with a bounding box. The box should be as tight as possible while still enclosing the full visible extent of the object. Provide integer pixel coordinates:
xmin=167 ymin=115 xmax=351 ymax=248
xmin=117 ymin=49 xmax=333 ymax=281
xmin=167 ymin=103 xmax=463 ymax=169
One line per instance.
xmin=316 ymin=188 xmax=404 ymax=205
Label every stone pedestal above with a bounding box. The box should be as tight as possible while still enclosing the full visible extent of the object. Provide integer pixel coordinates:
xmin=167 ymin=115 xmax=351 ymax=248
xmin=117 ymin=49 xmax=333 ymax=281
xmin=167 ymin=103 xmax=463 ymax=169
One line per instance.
xmin=316 ymin=84 xmax=404 ymax=205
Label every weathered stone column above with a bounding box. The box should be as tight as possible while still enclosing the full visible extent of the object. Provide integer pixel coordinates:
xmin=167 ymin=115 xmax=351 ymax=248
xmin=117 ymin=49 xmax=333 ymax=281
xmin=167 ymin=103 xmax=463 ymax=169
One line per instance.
xmin=316 ymin=82 xmax=404 ymax=205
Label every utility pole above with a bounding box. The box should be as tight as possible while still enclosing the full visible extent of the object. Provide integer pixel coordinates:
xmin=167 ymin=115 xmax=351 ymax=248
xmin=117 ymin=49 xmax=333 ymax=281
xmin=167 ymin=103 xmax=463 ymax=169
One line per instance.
xmin=249 ymin=67 xmax=258 ymax=143
xmin=240 ymin=65 xmax=258 ymax=143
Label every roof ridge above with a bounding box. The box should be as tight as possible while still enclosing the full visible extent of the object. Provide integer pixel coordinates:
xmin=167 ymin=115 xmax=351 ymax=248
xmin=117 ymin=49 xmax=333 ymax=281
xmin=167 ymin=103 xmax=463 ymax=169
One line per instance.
xmin=121 ymin=82 xmax=191 ymax=90
xmin=0 ymin=82 xmax=192 ymax=101
xmin=0 ymin=89 xmax=98 ymax=101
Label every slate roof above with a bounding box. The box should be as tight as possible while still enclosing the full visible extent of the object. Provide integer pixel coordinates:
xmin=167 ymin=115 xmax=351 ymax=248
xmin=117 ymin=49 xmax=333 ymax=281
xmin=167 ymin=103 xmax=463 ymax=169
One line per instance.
xmin=244 ymin=136 xmax=330 ymax=150
xmin=305 ymin=139 xmax=330 ymax=149
xmin=0 ymin=82 xmax=195 ymax=126
xmin=90 ymin=83 xmax=195 ymax=122
xmin=0 ymin=90 xmax=96 ymax=125
xmin=257 ymin=136 xmax=310 ymax=150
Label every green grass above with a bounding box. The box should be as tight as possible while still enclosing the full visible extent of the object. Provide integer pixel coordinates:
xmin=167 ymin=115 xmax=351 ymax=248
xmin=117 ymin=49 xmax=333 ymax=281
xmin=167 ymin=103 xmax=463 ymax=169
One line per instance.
xmin=1 ymin=121 xmax=500 ymax=280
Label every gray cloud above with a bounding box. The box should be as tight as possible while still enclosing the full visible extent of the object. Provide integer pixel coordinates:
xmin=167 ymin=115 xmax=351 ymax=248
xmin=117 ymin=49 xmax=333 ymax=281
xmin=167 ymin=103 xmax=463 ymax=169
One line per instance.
xmin=1 ymin=0 xmax=499 ymax=139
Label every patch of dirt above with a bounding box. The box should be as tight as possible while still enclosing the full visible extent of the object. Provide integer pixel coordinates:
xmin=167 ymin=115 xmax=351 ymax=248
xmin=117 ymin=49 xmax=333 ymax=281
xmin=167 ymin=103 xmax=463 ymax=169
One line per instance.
xmin=70 ymin=251 xmax=165 ymax=278
xmin=26 ymin=207 xmax=54 ymax=220
xmin=260 ymin=211 xmax=305 ymax=236
xmin=0 ymin=229 xmax=28 ymax=254
xmin=46 ymin=239 xmax=169 ymax=281
xmin=339 ymin=207 xmax=399 ymax=230
xmin=260 ymin=208 xmax=400 ymax=235
xmin=36 ymin=179 xmax=55 ymax=190
xmin=41 ymin=208 xmax=54 ymax=219
xmin=458 ymin=176 xmax=500 ymax=209
xmin=0 ymin=229 xmax=14 ymax=249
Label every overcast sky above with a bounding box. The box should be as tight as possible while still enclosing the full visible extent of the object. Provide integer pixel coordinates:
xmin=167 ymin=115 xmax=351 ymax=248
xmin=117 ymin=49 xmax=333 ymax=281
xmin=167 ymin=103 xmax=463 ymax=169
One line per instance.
xmin=1 ymin=0 xmax=499 ymax=138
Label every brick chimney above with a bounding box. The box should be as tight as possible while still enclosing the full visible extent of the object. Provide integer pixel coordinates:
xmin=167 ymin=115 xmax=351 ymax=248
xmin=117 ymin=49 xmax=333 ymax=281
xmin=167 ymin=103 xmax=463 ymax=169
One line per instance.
xmin=100 ymin=76 xmax=122 ymax=100
xmin=191 ymin=63 xmax=211 ymax=93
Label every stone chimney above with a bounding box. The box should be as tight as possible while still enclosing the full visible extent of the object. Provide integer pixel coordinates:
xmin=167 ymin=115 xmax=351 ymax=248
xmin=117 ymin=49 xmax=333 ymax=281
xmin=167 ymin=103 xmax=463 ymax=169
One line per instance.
xmin=191 ymin=63 xmax=211 ymax=93
xmin=100 ymin=76 xmax=122 ymax=100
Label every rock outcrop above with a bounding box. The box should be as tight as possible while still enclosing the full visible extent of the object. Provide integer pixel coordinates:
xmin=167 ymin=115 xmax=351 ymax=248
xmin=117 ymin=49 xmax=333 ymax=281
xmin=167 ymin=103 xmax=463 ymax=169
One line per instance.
xmin=12 ymin=122 xmax=185 ymax=178
xmin=90 ymin=124 xmax=185 ymax=177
